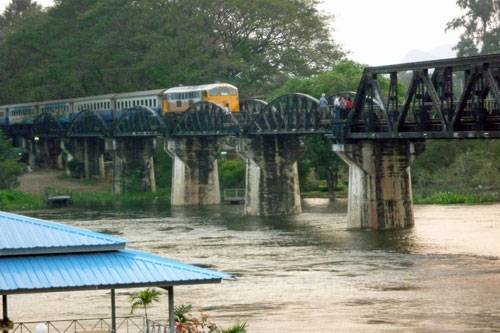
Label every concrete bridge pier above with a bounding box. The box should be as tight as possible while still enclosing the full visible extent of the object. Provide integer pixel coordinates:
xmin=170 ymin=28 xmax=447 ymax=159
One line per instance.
xmin=20 ymin=137 xmax=36 ymax=169
xmin=32 ymin=137 xmax=63 ymax=169
xmin=69 ymin=138 xmax=105 ymax=179
xmin=333 ymin=140 xmax=426 ymax=230
xmin=106 ymin=138 xmax=157 ymax=194
xmin=165 ymin=137 xmax=222 ymax=206
xmin=237 ymin=136 xmax=305 ymax=216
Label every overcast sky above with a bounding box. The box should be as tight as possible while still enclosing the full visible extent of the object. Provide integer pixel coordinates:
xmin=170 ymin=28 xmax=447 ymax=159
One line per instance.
xmin=1 ymin=0 xmax=465 ymax=66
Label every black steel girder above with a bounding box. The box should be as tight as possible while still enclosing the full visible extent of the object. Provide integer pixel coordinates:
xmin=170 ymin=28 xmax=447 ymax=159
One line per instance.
xmin=32 ymin=113 xmax=65 ymax=138
xmin=171 ymin=101 xmax=239 ymax=136
xmin=113 ymin=106 xmax=166 ymax=137
xmin=247 ymin=93 xmax=325 ymax=135
xmin=67 ymin=110 xmax=109 ymax=138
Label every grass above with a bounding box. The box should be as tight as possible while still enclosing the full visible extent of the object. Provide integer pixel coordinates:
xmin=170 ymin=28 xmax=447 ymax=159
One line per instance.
xmin=0 ymin=190 xmax=44 ymax=210
xmin=301 ymin=190 xmax=347 ymax=198
xmin=414 ymin=191 xmax=500 ymax=204
xmin=72 ymin=190 xmax=170 ymax=204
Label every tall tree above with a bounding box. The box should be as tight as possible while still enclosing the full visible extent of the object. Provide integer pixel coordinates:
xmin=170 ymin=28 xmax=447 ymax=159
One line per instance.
xmin=0 ymin=0 xmax=344 ymax=104
xmin=0 ymin=131 xmax=23 ymax=189
xmin=129 ymin=288 xmax=161 ymax=321
xmin=0 ymin=0 xmax=42 ymax=43
xmin=446 ymin=0 xmax=500 ymax=56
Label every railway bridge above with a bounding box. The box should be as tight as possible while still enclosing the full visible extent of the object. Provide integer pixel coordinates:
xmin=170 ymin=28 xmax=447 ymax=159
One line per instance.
xmin=5 ymin=54 xmax=500 ymax=230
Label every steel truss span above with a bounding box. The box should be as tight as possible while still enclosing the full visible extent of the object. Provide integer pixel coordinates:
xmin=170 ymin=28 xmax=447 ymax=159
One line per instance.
xmin=345 ymin=53 xmax=500 ymax=140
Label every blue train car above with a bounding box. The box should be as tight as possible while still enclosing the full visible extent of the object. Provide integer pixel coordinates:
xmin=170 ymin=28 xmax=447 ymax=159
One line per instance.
xmin=0 ymin=106 xmax=8 ymax=126
xmin=8 ymin=103 xmax=37 ymax=125
xmin=73 ymin=94 xmax=116 ymax=121
xmin=38 ymin=99 xmax=73 ymax=123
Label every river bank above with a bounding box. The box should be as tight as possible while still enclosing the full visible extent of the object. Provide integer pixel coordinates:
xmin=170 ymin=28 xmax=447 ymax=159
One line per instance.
xmin=2 ymin=169 xmax=500 ymax=211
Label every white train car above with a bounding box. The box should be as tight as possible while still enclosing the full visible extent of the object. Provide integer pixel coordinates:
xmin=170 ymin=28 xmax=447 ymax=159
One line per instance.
xmin=114 ymin=89 xmax=166 ymax=117
xmin=73 ymin=93 xmax=116 ymax=121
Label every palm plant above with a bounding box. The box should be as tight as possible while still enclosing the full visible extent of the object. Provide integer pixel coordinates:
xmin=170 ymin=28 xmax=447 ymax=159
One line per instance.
xmin=129 ymin=288 xmax=162 ymax=320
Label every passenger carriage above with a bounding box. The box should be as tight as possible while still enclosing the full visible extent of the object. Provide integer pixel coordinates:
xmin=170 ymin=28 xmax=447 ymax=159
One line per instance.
xmin=165 ymin=83 xmax=240 ymax=113
xmin=8 ymin=103 xmax=37 ymax=125
xmin=0 ymin=106 xmax=8 ymax=126
xmin=38 ymin=99 xmax=73 ymax=123
xmin=114 ymin=89 xmax=166 ymax=118
xmin=73 ymin=94 xmax=116 ymax=121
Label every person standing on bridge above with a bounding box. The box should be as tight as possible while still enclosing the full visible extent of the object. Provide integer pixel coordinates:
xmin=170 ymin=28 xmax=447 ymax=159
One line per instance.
xmin=333 ymin=95 xmax=341 ymax=120
xmin=319 ymin=93 xmax=328 ymax=120
xmin=319 ymin=93 xmax=328 ymax=107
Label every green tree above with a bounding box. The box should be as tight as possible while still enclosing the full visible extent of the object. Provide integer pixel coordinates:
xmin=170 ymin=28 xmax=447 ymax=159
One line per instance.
xmin=219 ymin=158 xmax=245 ymax=189
xmin=0 ymin=131 xmax=23 ymax=189
xmin=446 ymin=0 xmax=500 ymax=56
xmin=0 ymin=0 xmax=344 ymax=104
xmin=0 ymin=0 xmax=42 ymax=43
xmin=129 ymin=288 xmax=161 ymax=320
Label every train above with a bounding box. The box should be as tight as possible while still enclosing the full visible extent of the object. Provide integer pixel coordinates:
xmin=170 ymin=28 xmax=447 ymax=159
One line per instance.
xmin=0 ymin=82 xmax=240 ymax=126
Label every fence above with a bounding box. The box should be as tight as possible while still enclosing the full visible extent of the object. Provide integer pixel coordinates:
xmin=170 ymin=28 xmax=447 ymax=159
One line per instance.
xmin=12 ymin=316 xmax=170 ymax=333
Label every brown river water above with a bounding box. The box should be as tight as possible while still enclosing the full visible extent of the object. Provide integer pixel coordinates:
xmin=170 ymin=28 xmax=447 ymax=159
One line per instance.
xmin=8 ymin=199 xmax=500 ymax=332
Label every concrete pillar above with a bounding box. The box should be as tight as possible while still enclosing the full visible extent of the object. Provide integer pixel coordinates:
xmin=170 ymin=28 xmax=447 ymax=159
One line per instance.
xmin=68 ymin=138 xmax=105 ymax=179
xmin=237 ymin=136 xmax=305 ymax=216
xmin=333 ymin=140 xmax=425 ymax=230
xmin=32 ymin=137 xmax=63 ymax=169
xmin=106 ymin=138 xmax=157 ymax=194
xmin=21 ymin=138 xmax=36 ymax=169
xmin=165 ymin=137 xmax=222 ymax=206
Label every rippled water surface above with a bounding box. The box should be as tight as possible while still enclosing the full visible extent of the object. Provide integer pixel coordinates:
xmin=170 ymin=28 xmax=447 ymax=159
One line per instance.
xmin=10 ymin=199 xmax=500 ymax=332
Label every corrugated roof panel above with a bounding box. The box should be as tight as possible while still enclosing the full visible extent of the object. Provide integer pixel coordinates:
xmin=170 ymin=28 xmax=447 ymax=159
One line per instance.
xmin=0 ymin=211 xmax=127 ymax=256
xmin=0 ymin=249 xmax=231 ymax=293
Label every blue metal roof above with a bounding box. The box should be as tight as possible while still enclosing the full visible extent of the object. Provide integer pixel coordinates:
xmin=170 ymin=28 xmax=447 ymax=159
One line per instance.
xmin=0 ymin=211 xmax=127 ymax=256
xmin=0 ymin=249 xmax=231 ymax=294
xmin=0 ymin=211 xmax=231 ymax=294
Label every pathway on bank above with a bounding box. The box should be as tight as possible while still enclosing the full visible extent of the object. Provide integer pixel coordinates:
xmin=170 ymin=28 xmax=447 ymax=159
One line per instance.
xmin=17 ymin=169 xmax=110 ymax=196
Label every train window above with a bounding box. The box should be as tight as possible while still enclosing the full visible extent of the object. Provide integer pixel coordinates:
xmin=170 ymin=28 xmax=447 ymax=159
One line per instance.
xmin=220 ymin=87 xmax=229 ymax=96
xmin=209 ymin=88 xmax=218 ymax=96
xmin=189 ymin=100 xmax=193 ymax=106
xmin=229 ymin=88 xmax=236 ymax=96
xmin=176 ymin=100 xmax=182 ymax=107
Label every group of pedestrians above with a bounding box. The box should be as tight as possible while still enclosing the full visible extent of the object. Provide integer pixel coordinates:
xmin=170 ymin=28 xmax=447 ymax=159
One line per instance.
xmin=319 ymin=93 xmax=352 ymax=119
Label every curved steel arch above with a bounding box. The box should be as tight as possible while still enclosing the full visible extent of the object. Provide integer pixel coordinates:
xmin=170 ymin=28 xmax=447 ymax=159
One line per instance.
xmin=67 ymin=109 xmax=109 ymax=138
xmin=113 ymin=106 xmax=166 ymax=137
xmin=247 ymin=93 xmax=323 ymax=135
xmin=239 ymin=99 xmax=268 ymax=123
xmin=172 ymin=101 xmax=239 ymax=136
xmin=32 ymin=112 xmax=65 ymax=137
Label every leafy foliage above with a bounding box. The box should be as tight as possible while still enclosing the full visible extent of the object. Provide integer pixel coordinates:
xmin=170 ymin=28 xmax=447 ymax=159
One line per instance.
xmin=129 ymin=288 xmax=161 ymax=320
xmin=446 ymin=0 xmax=500 ymax=56
xmin=412 ymin=140 xmax=500 ymax=198
xmin=0 ymin=131 xmax=23 ymax=189
xmin=219 ymin=158 xmax=245 ymax=189
xmin=0 ymin=190 xmax=42 ymax=210
xmin=0 ymin=0 xmax=344 ymax=104
xmin=174 ymin=304 xmax=247 ymax=333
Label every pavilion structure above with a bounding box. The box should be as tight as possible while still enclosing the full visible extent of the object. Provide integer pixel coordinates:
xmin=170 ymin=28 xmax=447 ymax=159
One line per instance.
xmin=0 ymin=211 xmax=231 ymax=332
